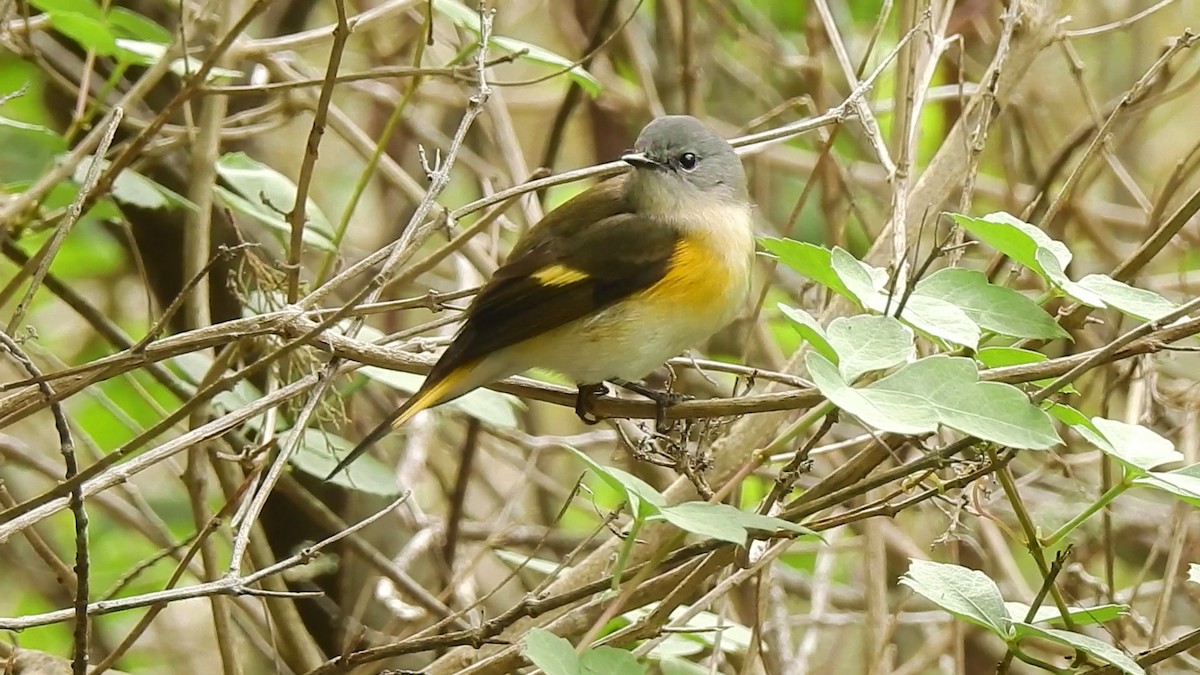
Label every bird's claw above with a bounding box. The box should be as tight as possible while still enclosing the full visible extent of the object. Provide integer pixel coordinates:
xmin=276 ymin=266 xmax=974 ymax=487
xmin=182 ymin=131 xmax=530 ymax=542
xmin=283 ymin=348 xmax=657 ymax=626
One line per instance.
xmin=575 ymin=383 xmax=609 ymax=425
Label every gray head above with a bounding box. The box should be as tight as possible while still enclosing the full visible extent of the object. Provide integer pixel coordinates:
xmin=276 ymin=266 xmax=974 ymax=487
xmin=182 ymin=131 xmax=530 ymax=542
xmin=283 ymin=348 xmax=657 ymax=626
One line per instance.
xmin=621 ymin=115 xmax=748 ymax=215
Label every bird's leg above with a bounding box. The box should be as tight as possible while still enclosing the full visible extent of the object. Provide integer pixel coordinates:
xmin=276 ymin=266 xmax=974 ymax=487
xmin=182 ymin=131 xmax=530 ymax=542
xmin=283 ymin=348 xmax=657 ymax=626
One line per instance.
xmin=574 ymin=383 xmax=609 ymax=425
xmin=612 ymin=379 xmax=692 ymax=433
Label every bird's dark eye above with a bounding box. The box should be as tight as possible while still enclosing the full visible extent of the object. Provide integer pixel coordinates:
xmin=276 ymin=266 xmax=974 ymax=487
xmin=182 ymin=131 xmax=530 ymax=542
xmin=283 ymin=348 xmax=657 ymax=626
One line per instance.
xmin=678 ymin=152 xmax=698 ymax=171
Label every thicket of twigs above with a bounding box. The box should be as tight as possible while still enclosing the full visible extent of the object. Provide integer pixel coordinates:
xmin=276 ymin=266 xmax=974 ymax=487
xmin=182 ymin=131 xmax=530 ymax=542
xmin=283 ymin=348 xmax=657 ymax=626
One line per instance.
xmin=2 ymin=0 xmax=1200 ymax=673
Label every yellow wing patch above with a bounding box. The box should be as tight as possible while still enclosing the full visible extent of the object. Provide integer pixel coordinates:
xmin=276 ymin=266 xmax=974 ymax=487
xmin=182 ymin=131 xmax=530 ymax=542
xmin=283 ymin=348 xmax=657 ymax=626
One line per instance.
xmin=532 ymin=264 xmax=590 ymax=287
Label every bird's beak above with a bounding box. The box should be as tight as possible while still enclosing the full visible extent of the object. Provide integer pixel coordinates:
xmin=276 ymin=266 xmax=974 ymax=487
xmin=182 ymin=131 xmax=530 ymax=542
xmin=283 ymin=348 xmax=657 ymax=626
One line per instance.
xmin=621 ymin=152 xmax=660 ymax=169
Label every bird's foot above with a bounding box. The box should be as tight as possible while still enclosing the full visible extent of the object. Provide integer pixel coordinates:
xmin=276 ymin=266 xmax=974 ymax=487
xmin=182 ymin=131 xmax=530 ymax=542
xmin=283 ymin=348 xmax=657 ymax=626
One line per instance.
xmin=574 ymin=383 xmax=609 ymax=425
xmin=612 ymin=379 xmax=692 ymax=433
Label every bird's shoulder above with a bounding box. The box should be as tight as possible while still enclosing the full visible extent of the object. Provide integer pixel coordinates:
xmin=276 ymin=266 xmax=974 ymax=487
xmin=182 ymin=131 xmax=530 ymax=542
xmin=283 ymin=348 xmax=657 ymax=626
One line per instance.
xmin=496 ymin=176 xmax=679 ymax=281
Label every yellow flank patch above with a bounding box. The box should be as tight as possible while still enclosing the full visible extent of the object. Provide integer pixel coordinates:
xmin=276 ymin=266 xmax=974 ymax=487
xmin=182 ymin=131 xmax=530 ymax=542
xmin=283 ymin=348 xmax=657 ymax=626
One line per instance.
xmin=533 ymin=264 xmax=590 ymax=287
xmin=645 ymin=237 xmax=734 ymax=310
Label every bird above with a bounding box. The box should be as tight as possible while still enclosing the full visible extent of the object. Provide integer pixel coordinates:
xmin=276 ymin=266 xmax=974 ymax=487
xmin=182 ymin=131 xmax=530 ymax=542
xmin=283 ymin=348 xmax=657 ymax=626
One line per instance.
xmin=327 ymin=115 xmax=754 ymax=480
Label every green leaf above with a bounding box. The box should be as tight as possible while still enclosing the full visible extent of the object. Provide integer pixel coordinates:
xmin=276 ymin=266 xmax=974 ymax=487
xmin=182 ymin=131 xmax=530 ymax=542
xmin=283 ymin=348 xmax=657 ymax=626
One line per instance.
xmin=759 ymin=238 xmax=853 ymax=300
xmin=900 ymin=559 xmax=1011 ymax=637
xmin=522 ymin=629 xmax=581 ymax=675
xmin=432 ymin=0 xmax=601 ymax=96
xmin=28 ymin=0 xmax=103 ymax=20
xmin=825 ymin=315 xmax=914 ymax=381
xmin=777 ymin=303 xmax=837 ymax=363
xmin=655 ymin=501 xmax=813 ymax=545
xmin=1004 ymin=602 xmax=1127 ymax=626
xmin=358 ymin=366 xmax=523 ymax=429
xmin=214 ymin=152 xmax=335 ymax=251
xmin=73 ymin=157 xmax=198 ymax=211
xmin=567 ymin=447 xmax=665 ymax=518
xmin=580 ymin=647 xmax=645 ymax=675
xmin=1036 ymin=247 xmax=1106 ymax=308
xmin=291 ymin=429 xmax=404 ymax=496
xmin=1045 ymin=402 xmax=1098 ymax=434
xmin=810 ymin=354 xmax=1060 ymax=449
xmin=49 ymin=12 xmax=118 ymax=55
xmin=1011 ymin=623 xmax=1143 ymax=675
xmin=915 ymin=268 xmax=1069 ymax=340
xmin=1077 ymin=274 xmax=1179 ymax=322
xmin=976 ymin=347 xmax=1075 ymax=393
xmin=949 ymin=212 xmax=1071 ymax=274
xmin=108 ymin=7 xmax=173 ymax=43
xmin=1080 ymin=418 xmax=1180 ymax=475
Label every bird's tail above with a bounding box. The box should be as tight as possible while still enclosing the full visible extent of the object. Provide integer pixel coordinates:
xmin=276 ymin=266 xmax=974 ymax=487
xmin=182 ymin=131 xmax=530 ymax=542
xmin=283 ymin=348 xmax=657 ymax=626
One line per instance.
xmin=325 ymin=364 xmax=474 ymax=480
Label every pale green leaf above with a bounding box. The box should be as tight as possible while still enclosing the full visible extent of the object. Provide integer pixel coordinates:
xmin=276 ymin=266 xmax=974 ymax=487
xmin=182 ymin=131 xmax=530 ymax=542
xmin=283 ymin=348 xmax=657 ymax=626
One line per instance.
xmin=817 ymin=355 xmax=1059 ymax=449
xmin=1080 ymin=417 xmax=1181 ymax=475
xmin=74 ymin=157 xmax=198 ymax=211
xmin=659 ymin=658 xmax=708 ymax=675
xmin=0 ymin=117 xmax=56 ymax=134
xmin=580 ymin=647 xmax=644 ymax=675
xmin=895 ymin=293 xmax=981 ymax=349
xmin=830 ymin=246 xmax=885 ymax=308
xmin=292 ymin=429 xmax=404 ymax=496
xmin=915 ymin=267 xmax=1068 ymax=339
xmin=1133 ymin=464 xmax=1200 ymax=508
xmin=807 ymin=352 xmax=937 ymax=436
xmin=1036 ymin=247 xmax=1106 ymax=307
xmin=522 ymin=629 xmax=580 ymax=675
xmin=900 ymin=559 xmax=1011 ymax=637
xmin=214 ymin=152 xmax=335 ymax=250
xmin=115 ymin=39 xmax=243 ymax=79
xmin=826 ymin=315 xmax=914 ymax=381
xmin=432 ymin=0 xmax=600 ymax=96
xmin=648 ymin=636 xmax=704 ymax=658
xmin=1077 ymin=274 xmax=1179 ymax=322
xmin=1012 ymin=623 xmax=1143 ymax=675
xmin=623 ymin=603 xmax=752 ymax=655
xmin=950 ymin=212 xmax=1071 ymax=273
xmin=1004 ymin=602 xmax=1127 ymax=626
xmin=655 ymin=501 xmax=813 ymax=545
xmin=777 ymin=303 xmax=837 ymax=363
xmin=492 ymin=550 xmax=560 ymax=576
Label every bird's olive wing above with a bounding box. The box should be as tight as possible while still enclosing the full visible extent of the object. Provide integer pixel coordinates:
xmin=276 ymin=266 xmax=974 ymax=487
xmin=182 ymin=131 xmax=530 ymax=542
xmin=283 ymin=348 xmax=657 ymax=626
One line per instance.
xmin=437 ymin=212 xmax=679 ymax=371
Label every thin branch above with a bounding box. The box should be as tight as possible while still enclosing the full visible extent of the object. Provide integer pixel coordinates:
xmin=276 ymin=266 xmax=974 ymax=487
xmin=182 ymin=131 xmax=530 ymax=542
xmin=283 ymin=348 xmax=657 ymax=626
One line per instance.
xmin=0 ymin=330 xmax=88 ymax=674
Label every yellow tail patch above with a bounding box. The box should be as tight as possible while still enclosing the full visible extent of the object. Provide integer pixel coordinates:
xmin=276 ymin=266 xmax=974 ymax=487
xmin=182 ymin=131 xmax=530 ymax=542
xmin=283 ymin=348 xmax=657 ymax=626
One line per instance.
xmin=390 ymin=363 xmax=473 ymax=429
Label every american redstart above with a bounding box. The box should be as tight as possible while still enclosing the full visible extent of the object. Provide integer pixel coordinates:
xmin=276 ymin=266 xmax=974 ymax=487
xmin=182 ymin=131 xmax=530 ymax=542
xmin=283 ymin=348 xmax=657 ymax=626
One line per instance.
xmin=328 ymin=115 xmax=753 ymax=479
